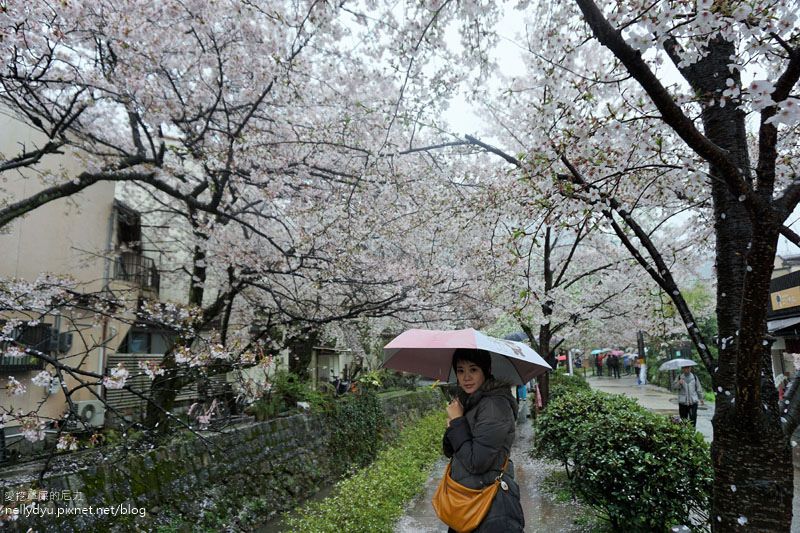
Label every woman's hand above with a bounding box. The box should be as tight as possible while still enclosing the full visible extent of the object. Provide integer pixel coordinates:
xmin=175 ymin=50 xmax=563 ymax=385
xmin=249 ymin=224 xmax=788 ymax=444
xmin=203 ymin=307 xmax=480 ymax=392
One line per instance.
xmin=446 ymin=398 xmax=464 ymax=424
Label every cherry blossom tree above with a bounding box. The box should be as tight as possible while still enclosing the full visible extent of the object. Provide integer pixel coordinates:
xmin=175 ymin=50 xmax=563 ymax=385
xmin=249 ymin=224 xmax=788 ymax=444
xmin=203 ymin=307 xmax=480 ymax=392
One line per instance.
xmin=423 ymin=0 xmax=798 ymax=529
xmin=0 ymin=0 xmax=474 ymax=446
xmin=418 ymin=135 xmax=706 ymax=402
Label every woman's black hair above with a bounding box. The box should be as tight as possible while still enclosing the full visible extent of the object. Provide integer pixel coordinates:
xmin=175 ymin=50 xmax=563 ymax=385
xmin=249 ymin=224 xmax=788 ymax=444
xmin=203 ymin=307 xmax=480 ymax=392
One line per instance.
xmin=451 ymin=348 xmax=492 ymax=379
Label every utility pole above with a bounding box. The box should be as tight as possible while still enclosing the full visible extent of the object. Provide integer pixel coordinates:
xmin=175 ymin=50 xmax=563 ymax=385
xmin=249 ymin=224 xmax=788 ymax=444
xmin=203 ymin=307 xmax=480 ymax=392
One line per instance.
xmin=567 ymin=348 xmax=574 ymax=376
xmin=637 ymin=330 xmax=645 ymax=361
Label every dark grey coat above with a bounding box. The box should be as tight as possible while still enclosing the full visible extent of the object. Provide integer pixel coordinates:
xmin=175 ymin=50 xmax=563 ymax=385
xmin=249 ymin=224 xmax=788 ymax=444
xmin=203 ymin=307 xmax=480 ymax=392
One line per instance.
xmin=442 ymin=378 xmax=524 ymax=532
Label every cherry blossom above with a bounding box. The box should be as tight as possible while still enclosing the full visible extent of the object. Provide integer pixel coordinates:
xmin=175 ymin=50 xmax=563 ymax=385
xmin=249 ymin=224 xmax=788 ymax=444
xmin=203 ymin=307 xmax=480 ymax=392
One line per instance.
xmin=5 ymin=376 xmax=26 ymax=396
xmin=102 ymin=363 xmax=130 ymax=390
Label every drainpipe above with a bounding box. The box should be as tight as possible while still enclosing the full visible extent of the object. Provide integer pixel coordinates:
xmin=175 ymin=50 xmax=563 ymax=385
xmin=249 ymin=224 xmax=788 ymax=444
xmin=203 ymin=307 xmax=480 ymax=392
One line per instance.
xmin=102 ymin=203 xmax=116 ymax=291
xmin=98 ymin=318 xmax=108 ymax=397
xmin=98 ymin=203 xmax=116 ymax=397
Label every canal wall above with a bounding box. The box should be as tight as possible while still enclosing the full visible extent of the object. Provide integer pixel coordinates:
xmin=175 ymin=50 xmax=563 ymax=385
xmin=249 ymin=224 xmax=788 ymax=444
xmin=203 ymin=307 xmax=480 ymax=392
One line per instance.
xmin=0 ymin=388 xmax=442 ymax=531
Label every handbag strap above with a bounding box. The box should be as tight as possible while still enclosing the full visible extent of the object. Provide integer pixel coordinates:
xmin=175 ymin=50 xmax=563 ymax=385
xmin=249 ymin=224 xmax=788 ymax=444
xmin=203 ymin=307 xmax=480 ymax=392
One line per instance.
xmin=495 ymin=455 xmax=510 ymax=482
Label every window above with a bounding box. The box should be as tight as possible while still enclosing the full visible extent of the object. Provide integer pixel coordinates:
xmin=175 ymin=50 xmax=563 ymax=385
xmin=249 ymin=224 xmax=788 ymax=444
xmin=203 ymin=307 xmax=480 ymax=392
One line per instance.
xmin=0 ymin=321 xmax=49 ymax=372
xmin=116 ymin=203 xmax=142 ymax=252
xmin=118 ymin=329 xmax=174 ymax=354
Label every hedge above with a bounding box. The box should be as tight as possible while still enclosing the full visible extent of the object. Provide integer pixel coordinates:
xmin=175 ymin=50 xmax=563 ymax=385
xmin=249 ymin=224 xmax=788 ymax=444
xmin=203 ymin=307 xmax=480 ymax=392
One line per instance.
xmin=534 ymin=386 xmax=712 ymax=532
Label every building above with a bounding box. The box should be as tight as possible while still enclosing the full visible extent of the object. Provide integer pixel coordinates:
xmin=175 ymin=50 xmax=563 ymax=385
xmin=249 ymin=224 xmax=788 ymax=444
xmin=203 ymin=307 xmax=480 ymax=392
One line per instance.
xmin=767 ymin=265 xmax=800 ymax=378
xmin=0 ymin=112 xmax=170 ymax=458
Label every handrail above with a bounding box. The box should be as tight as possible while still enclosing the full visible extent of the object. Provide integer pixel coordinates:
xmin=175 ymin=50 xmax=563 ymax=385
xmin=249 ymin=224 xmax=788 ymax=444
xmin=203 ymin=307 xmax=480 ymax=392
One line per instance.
xmin=113 ymin=252 xmax=160 ymax=292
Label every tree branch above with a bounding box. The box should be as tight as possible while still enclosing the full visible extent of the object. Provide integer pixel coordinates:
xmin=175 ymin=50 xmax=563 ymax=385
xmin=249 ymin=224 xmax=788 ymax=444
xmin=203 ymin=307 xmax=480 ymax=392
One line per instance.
xmin=573 ymin=0 xmax=763 ymax=212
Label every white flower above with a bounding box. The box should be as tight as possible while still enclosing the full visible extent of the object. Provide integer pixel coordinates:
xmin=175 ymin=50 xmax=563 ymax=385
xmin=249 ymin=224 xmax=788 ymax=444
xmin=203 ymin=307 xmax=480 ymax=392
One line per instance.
xmin=765 ymin=98 xmax=800 ymax=126
xmin=731 ymin=5 xmax=751 ymax=22
xmin=748 ymin=80 xmax=776 ymax=111
xmin=20 ymin=417 xmax=46 ymax=442
xmin=57 ymin=434 xmax=79 ymax=451
xmin=103 ymin=363 xmax=129 ymax=390
xmin=3 ymin=346 xmax=27 ymax=358
xmin=6 ymin=376 xmax=26 ymax=396
xmin=722 ymin=78 xmax=739 ymax=100
xmin=137 ymin=360 xmax=165 ymax=380
xmin=31 ymin=370 xmax=54 ymax=388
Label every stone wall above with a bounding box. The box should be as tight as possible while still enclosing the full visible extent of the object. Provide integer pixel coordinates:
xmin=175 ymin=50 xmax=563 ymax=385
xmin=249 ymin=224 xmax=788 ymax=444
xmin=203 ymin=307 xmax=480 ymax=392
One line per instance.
xmin=0 ymin=388 xmax=442 ymax=532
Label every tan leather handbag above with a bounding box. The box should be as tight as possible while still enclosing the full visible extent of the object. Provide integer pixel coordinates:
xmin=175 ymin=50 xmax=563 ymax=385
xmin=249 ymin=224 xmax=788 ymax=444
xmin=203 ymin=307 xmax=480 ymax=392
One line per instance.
xmin=431 ymin=456 xmax=509 ymax=533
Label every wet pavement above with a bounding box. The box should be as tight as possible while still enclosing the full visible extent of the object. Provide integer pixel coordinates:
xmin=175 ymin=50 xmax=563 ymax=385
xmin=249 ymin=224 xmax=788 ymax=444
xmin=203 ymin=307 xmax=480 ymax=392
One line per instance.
xmin=394 ymin=403 xmax=590 ymax=533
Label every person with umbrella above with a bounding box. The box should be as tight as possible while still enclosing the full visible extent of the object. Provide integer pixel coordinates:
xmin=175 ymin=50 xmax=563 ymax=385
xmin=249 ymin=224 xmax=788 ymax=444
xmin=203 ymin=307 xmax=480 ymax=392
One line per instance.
xmin=440 ymin=348 xmax=524 ymax=532
xmin=672 ymin=363 xmax=704 ymax=427
xmin=382 ymin=329 xmax=546 ymax=532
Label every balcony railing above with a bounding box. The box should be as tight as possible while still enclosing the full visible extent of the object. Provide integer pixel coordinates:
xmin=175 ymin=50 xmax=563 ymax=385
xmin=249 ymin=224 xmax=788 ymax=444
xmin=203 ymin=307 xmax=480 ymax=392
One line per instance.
xmin=113 ymin=252 xmax=160 ymax=293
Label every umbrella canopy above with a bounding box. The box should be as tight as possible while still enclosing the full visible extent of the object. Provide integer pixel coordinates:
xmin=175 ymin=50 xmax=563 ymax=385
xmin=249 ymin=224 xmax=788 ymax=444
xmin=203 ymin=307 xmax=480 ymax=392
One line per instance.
xmin=381 ymin=328 xmax=552 ymax=385
xmin=623 ymin=353 xmax=638 ymax=361
xmin=658 ymin=358 xmax=698 ymax=371
xmin=610 ymin=349 xmax=624 ymax=356
xmin=590 ymin=348 xmax=611 ymax=355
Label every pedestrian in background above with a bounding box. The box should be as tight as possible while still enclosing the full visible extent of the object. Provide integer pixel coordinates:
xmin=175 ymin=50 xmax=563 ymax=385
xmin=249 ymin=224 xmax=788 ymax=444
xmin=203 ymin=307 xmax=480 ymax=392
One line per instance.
xmin=515 ymin=383 xmax=528 ymax=421
xmin=610 ymin=353 xmax=621 ymax=379
xmin=673 ymin=365 xmax=704 ymax=427
xmin=776 ymin=372 xmax=790 ymax=402
xmin=637 ymin=357 xmax=647 ymax=385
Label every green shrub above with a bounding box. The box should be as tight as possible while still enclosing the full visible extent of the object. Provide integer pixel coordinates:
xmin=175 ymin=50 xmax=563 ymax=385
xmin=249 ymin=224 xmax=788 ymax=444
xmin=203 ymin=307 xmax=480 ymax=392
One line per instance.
xmin=529 ymin=371 xmax=591 ymax=419
xmin=375 ymin=369 xmax=419 ymax=391
xmin=326 ymin=391 xmax=387 ymax=474
xmin=535 ymin=388 xmax=711 ymax=532
xmin=548 ymin=371 xmax=591 ymax=401
xmin=285 ymin=411 xmax=446 ymax=532
xmin=245 ymin=371 xmax=333 ymax=420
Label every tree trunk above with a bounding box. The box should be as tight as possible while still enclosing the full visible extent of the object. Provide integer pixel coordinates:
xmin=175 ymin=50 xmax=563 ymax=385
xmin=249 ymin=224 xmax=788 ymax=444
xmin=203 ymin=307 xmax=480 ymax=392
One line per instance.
xmin=143 ymin=350 xmax=184 ymax=436
xmin=287 ymin=329 xmax=319 ymax=379
xmin=689 ymin=39 xmax=793 ymax=531
xmin=144 ymin=212 xmax=209 ymax=434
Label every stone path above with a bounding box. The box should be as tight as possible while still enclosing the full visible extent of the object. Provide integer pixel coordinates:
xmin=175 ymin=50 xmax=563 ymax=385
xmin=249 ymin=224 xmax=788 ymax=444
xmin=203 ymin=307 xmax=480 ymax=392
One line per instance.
xmin=394 ymin=403 xmax=589 ymax=532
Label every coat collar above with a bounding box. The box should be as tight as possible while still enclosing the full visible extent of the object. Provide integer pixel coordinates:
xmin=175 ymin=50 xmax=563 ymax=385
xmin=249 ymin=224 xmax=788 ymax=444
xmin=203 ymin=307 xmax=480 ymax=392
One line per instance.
xmin=458 ymin=377 xmax=518 ymax=419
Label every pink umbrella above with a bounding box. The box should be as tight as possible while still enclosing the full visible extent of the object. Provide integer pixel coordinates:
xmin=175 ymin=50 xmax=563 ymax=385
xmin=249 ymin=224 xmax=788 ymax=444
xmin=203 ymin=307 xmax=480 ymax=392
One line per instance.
xmin=381 ymin=328 xmax=551 ymax=385
xmin=610 ymin=350 xmax=624 ymax=356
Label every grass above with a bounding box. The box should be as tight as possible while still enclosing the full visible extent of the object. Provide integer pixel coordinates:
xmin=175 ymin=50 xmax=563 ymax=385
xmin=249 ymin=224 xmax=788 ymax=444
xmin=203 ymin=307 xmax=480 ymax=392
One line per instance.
xmin=538 ymin=470 xmax=608 ymax=532
xmin=539 ymin=470 xmax=574 ymax=503
xmin=284 ymin=410 xmax=446 ymax=533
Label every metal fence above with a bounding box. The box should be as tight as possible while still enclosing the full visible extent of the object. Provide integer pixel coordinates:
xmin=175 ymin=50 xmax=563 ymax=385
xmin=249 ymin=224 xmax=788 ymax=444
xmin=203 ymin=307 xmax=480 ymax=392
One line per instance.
xmin=113 ymin=252 xmax=160 ymax=292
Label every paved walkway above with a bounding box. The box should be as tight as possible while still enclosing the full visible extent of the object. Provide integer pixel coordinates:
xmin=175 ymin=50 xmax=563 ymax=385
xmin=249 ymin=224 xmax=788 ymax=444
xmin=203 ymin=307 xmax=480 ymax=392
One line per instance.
xmin=584 ymin=373 xmax=714 ymax=442
xmin=394 ymin=403 xmax=589 ymax=532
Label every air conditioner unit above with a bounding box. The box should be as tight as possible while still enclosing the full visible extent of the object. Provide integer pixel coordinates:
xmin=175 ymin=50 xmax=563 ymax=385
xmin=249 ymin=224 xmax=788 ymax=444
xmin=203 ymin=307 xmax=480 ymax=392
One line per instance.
xmin=74 ymin=400 xmax=106 ymax=428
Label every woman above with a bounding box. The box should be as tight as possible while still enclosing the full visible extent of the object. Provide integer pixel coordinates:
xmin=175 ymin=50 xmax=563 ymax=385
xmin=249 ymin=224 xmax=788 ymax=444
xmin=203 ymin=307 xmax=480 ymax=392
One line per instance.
xmin=442 ymin=348 xmax=524 ymax=532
